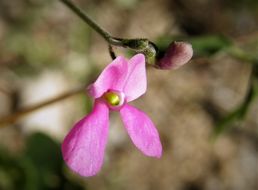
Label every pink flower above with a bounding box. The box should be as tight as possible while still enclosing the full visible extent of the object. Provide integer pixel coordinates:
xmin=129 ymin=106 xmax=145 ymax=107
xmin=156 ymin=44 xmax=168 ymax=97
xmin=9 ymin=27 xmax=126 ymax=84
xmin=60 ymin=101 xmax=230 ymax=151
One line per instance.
xmin=62 ymin=54 xmax=162 ymax=177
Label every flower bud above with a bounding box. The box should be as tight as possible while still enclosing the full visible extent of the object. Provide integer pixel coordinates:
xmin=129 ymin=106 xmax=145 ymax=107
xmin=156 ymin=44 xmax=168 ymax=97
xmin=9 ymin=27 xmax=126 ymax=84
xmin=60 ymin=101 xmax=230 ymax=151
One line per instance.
xmin=155 ymin=42 xmax=193 ymax=70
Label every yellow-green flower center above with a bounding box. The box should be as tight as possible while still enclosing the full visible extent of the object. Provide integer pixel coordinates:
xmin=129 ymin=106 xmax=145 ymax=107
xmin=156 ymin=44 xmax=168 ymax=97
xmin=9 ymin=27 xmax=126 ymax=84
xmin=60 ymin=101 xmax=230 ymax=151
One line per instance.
xmin=104 ymin=92 xmax=120 ymax=106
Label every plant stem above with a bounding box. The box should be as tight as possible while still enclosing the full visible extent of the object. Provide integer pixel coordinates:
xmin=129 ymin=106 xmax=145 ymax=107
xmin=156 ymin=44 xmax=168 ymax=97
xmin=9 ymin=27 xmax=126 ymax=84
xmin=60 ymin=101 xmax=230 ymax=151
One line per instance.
xmin=108 ymin=45 xmax=116 ymax=60
xmin=0 ymin=86 xmax=86 ymax=127
xmin=214 ymin=66 xmax=258 ymax=136
xmin=60 ymin=0 xmax=123 ymax=46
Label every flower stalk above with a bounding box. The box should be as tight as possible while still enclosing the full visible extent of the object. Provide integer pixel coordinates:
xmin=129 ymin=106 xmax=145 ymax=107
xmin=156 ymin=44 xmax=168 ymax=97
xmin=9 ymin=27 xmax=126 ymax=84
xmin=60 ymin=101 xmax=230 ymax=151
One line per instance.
xmin=60 ymin=0 xmax=193 ymax=68
xmin=60 ymin=0 xmax=122 ymax=46
xmin=59 ymin=0 xmax=159 ymax=63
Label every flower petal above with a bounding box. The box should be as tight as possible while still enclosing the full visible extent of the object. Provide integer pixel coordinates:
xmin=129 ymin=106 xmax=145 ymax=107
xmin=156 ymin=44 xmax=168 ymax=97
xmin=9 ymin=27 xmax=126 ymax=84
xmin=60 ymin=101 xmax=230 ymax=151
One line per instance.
xmin=62 ymin=100 xmax=109 ymax=177
xmin=88 ymin=56 xmax=128 ymax=98
xmin=123 ymin=54 xmax=146 ymax=102
xmin=120 ymin=104 xmax=162 ymax=158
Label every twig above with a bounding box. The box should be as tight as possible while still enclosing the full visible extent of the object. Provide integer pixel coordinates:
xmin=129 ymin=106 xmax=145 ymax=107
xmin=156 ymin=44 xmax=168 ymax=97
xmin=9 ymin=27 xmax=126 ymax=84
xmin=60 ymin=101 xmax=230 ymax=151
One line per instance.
xmin=0 ymin=86 xmax=86 ymax=127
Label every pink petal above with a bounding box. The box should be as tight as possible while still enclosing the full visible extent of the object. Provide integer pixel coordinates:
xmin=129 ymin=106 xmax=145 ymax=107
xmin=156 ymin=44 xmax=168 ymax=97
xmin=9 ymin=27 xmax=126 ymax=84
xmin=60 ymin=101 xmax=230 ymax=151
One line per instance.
xmin=123 ymin=54 xmax=147 ymax=102
xmin=120 ymin=104 xmax=162 ymax=158
xmin=88 ymin=56 xmax=128 ymax=98
xmin=62 ymin=100 xmax=109 ymax=177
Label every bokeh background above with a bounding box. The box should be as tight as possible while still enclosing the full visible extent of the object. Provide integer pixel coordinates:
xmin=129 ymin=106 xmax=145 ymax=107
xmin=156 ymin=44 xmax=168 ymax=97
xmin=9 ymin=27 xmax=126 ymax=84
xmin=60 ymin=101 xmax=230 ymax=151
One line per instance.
xmin=0 ymin=0 xmax=258 ymax=189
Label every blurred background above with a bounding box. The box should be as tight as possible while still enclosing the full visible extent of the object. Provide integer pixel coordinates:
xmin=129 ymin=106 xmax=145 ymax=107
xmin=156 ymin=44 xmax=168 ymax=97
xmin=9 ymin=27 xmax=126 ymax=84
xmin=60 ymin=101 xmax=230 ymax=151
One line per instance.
xmin=0 ymin=0 xmax=258 ymax=189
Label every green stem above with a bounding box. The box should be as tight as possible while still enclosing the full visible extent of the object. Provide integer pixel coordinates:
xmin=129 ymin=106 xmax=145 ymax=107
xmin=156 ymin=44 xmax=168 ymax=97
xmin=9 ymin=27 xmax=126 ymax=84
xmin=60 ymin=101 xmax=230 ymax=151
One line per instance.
xmin=59 ymin=0 xmax=158 ymax=62
xmin=227 ymin=46 xmax=258 ymax=65
xmin=59 ymin=0 xmax=123 ymax=46
xmin=214 ymin=66 xmax=258 ymax=136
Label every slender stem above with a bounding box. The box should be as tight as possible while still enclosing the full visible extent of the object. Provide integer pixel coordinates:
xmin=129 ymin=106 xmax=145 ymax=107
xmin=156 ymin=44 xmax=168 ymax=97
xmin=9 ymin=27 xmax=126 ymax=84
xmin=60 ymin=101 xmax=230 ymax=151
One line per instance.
xmin=60 ymin=0 xmax=123 ymax=46
xmin=108 ymin=45 xmax=116 ymax=60
xmin=227 ymin=46 xmax=256 ymax=64
xmin=0 ymin=86 xmax=86 ymax=127
xmin=214 ymin=66 xmax=258 ymax=137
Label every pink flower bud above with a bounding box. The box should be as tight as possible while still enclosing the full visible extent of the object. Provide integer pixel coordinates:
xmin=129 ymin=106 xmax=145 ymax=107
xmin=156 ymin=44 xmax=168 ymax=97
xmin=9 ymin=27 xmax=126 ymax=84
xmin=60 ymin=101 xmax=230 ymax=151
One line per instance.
xmin=156 ymin=42 xmax=193 ymax=70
